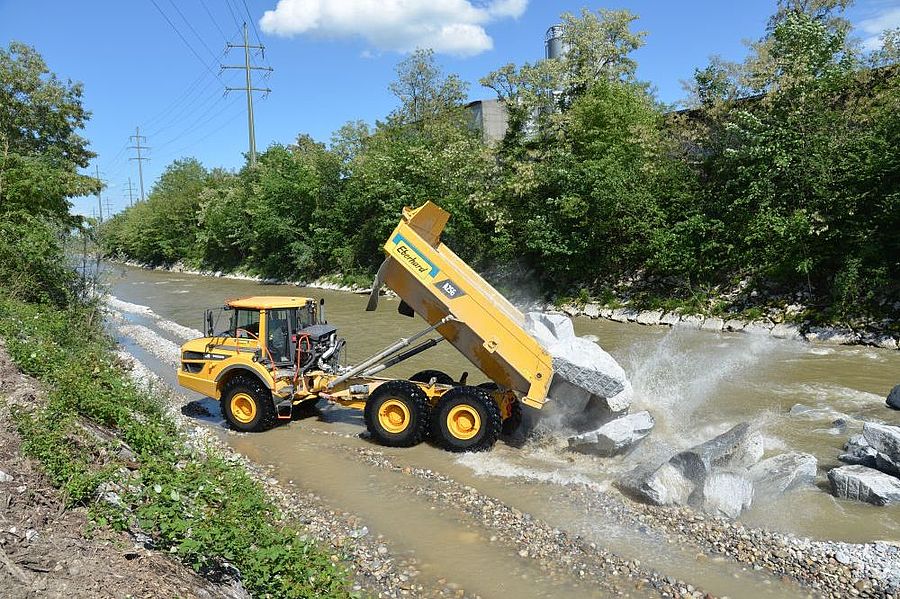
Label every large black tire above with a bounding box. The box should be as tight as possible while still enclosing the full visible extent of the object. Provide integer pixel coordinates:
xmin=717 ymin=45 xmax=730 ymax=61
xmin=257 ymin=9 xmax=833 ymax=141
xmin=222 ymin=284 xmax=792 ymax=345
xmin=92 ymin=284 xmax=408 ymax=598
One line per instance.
xmin=409 ymin=369 xmax=455 ymax=386
xmin=432 ymin=386 xmax=501 ymax=452
xmin=220 ymin=374 xmax=277 ymax=432
xmin=364 ymin=380 xmax=431 ymax=447
xmin=475 ymin=382 xmax=520 ymax=436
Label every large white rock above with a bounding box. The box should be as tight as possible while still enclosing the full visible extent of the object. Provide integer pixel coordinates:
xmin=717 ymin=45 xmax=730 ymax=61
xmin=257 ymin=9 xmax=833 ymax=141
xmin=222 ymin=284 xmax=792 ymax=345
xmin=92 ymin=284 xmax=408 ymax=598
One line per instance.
xmin=723 ymin=319 xmax=746 ymax=332
xmin=749 ymin=452 xmax=817 ymax=498
xmin=670 ymin=423 xmax=764 ymax=474
xmin=659 ymin=312 xmax=681 ymax=326
xmin=862 ymin=422 xmax=900 ymax=477
xmin=699 ymin=469 xmax=754 ymax=518
xmin=806 ymin=327 xmax=858 ymax=345
xmin=619 ymin=462 xmax=695 ymax=506
xmin=525 ymin=312 xmax=575 ymax=343
xmin=828 ymin=465 xmax=900 ymax=506
xmin=700 ymin=317 xmax=725 ymax=332
xmin=770 ymin=323 xmax=804 ymax=340
xmin=617 ymin=423 xmax=763 ymax=517
xmin=678 ymin=314 xmax=704 ymax=329
xmin=635 ymin=310 xmax=663 ymax=326
xmin=568 ymin=411 xmax=655 ymax=456
xmin=524 ymin=312 xmax=633 ymax=429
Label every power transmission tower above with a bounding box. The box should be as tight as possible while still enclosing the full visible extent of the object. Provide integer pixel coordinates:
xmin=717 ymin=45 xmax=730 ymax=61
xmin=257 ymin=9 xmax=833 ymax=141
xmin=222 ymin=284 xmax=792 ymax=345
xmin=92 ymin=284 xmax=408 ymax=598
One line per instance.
xmin=222 ymin=22 xmax=272 ymax=167
xmin=94 ymin=164 xmax=104 ymax=223
xmin=124 ymin=177 xmax=136 ymax=207
xmin=129 ymin=127 xmax=150 ymax=201
xmin=104 ymin=198 xmax=113 ymax=220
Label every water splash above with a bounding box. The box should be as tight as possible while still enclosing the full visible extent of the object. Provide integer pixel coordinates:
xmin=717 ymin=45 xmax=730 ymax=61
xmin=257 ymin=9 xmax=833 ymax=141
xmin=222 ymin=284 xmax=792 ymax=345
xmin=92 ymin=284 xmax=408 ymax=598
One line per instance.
xmin=620 ymin=328 xmax=781 ymax=440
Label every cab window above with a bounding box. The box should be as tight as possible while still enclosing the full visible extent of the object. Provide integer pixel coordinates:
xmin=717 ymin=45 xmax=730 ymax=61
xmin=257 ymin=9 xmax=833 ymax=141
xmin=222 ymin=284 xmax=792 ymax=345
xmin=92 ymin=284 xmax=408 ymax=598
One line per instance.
xmin=231 ymin=309 xmax=260 ymax=339
xmin=267 ymin=308 xmax=295 ymax=363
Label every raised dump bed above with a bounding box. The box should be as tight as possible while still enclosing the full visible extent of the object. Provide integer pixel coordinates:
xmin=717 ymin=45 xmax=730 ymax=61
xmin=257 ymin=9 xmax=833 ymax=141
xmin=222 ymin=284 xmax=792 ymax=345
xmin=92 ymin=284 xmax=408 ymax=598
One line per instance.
xmin=368 ymin=201 xmax=554 ymax=409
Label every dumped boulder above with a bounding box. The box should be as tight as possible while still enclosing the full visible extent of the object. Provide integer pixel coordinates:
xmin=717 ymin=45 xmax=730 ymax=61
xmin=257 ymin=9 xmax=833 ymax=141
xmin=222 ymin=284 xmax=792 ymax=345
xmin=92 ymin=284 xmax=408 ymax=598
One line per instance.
xmin=749 ymin=452 xmax=817 ymax=499
xmin=567 ymin=411 xmax=654 ymax=456
xmin=524 ymin=312 xmax=633 ymax=429
xmin=617 ymin=423 xmax=763 ymax=516
xmin=861 ymin=422 xmax=900 ymax=477
xmin=828 ymin=465 xmax=900 ymax=506
xmin=699 ymin=469 xmax=754 ymax=519
xmin=670 ymin=422 xmax=764 ymax=474
xmin=619 ymin=462 xmax=695 ymax=506
xmin=888 ymin=384 xmax=900 ymax=410
xmin=839 ymin=434 xmax=878 ymax=468
xmin=524 ymin=312 xmax=574 ymax=345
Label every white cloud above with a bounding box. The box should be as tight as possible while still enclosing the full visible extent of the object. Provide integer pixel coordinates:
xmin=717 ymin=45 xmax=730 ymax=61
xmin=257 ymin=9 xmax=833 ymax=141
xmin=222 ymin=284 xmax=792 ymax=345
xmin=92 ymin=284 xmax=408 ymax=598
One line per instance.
xmin=857 ymin=6 xmax=900 ymax=51
xmin=259 ymin=0 xmax=528 ymax=57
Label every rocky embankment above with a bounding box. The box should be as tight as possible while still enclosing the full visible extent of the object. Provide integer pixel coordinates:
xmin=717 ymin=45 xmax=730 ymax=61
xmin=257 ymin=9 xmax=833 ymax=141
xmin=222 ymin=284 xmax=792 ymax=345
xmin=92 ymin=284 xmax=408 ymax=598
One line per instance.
xmin=112 ymin=260 xmax=899 ymax=350
xmin=555 ymin=303 xmax=899 ymax=351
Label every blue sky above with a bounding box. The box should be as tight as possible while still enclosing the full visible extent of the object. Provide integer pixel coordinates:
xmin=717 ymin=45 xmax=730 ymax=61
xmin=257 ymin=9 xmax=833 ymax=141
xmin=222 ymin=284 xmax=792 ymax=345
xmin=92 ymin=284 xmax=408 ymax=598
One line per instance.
xmin=1 ymin=0 xmax=898 ymax=218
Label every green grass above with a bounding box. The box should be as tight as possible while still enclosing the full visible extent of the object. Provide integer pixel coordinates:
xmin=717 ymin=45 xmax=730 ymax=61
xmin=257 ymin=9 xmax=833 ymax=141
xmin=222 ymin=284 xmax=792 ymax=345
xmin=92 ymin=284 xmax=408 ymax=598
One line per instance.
xmin=0 ymin=296 xmax=353 ymax=598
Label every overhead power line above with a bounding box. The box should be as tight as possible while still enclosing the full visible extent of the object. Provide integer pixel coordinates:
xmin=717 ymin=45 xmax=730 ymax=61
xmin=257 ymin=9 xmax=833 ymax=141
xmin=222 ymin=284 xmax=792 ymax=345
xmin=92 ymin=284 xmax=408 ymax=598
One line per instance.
xmin=200 ymin=0 xmax=228 ymax=39
xmin=222 ymin=22 xmax=272 ymax=166
xmin=149 ymin=0 xmax=222 ymax=82
xmin=166 ymin=0 xmax=220 ymax=64
xmin=224 ymin=0 xmax=243 ymax=31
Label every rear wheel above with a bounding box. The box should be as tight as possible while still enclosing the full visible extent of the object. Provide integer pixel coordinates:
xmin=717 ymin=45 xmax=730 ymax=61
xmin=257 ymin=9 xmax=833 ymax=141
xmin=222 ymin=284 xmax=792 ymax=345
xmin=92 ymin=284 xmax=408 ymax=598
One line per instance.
xmin=409 ymin=369 xmax=455 ymax=386
xmin=364 ymin=381 xmax=430 ymax=447
xmin=432 ymin=386 xmax=501 ymax=452
xmin=221 ymin=375 xmax=277 ymax=432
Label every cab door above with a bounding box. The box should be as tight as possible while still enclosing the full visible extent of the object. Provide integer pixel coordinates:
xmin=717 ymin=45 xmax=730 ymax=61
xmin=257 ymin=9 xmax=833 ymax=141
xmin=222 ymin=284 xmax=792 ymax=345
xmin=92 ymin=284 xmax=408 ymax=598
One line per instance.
xmin=265 ymin=307 xmax=295 ymax=365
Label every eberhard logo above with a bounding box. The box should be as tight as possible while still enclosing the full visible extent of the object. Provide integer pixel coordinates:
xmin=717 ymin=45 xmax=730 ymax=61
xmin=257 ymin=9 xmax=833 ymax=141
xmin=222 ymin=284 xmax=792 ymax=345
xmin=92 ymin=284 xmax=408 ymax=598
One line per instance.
xmin=391 ymin=233 xmax=439 ymax=281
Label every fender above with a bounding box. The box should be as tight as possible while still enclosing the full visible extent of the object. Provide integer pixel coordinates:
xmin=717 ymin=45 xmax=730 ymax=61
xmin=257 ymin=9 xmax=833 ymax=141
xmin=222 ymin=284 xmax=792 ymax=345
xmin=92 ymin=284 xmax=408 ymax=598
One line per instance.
xmin=215 ymin=363 xmax=274 ymax=394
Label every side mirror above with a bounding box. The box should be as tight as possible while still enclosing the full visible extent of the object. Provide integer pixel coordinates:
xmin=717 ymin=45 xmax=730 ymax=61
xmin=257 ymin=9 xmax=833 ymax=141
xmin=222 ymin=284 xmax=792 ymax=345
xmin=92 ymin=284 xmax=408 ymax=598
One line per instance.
xmin=205 ymin=309 xmax=214 ymax=337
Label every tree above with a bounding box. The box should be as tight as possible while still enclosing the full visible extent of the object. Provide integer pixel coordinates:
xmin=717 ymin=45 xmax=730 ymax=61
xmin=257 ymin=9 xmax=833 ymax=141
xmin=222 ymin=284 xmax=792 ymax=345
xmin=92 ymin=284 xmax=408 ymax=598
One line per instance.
xmin=0 ymin=42 xmax=97 ymax=219
xmin=481 ymin=9 xmax=646 ymax=141
xmin=388 ymin=48 xmax=468 ymax=125
xmin=560 ymin=8 xmax=646 ymax=94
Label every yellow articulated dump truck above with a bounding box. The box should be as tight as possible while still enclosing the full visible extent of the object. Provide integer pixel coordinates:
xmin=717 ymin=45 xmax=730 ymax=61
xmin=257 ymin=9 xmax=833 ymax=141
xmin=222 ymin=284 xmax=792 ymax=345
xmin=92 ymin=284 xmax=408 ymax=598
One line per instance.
xmin=177 ymin=202 xmax=554 ymax=452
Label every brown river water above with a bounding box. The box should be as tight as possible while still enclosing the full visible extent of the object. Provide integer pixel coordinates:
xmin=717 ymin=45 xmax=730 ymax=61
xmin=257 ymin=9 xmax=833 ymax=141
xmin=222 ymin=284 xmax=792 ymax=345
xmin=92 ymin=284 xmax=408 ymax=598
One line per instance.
xmin=107 ymin=264 xmax=900 ymax=598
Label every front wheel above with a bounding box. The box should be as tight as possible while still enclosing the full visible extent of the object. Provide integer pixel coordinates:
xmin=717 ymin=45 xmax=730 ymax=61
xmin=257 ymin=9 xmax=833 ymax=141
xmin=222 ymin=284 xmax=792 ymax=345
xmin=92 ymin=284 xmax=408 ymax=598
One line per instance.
xmin=364 ymin=380 xmax=431 ymax=447
xmin=221 ymin=375 xmax=277 ymax=432
xmin=432 ymin=386 xmax=501 ymax=452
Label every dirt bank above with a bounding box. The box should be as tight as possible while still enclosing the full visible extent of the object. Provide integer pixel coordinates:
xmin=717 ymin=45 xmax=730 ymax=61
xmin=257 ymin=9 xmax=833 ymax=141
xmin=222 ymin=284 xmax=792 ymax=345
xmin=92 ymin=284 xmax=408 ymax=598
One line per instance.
xmin=0 ymin=342 xmax=242 ymax=599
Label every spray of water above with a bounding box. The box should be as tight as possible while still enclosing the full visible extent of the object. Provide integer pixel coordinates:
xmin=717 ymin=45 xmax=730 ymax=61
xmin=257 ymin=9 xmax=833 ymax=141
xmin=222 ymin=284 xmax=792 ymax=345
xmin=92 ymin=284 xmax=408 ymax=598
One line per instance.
xmin=621 ymin=328 xmax=781 ymax=445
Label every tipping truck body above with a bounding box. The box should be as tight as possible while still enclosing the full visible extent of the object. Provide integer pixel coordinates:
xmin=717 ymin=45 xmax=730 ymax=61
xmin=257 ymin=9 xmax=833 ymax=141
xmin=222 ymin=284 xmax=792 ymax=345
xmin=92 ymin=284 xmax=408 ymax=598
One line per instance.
xmin=368 ymin=201 xmax=554 ymax=409
xmin=177 ymin=202 xmax=555 ymax=452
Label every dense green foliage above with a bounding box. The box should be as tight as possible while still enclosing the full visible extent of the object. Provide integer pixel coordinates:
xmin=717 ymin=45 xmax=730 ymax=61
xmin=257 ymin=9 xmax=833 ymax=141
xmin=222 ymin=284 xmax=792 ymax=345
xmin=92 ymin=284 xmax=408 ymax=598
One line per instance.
xmin=0 ymin=40 xmax=353 ymax=597
xmin=102 ymin=3 xmax=899 ymax=323
xmin=0 ymin=297 xmax=351 ymax=598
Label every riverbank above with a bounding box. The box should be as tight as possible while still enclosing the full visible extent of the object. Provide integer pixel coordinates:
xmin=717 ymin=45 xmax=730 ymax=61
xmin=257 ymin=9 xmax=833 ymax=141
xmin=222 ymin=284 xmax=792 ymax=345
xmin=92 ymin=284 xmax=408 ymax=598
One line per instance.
xmin=115 ymin=260 xmax=899 ymax=351
xmin=0 ymin=343 xmax=243 ymax=599
xmin=0 ymin=295 xmax=355 ymax=598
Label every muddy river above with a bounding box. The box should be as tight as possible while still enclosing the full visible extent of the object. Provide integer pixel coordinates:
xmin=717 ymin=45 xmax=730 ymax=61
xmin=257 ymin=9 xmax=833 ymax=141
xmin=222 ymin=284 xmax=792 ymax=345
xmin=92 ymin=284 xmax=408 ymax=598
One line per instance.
xmin=107 ymin=264 xmax=900 ymax=598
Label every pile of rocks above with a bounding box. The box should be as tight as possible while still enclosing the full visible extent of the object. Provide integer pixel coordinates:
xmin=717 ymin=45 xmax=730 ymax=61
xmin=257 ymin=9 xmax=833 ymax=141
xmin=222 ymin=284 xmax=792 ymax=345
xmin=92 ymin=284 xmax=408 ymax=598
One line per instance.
xmin=523 ymin=312 xmax=663 ymax=459
xmin=523 ymin=311 xmax=641 ymax=427
xmin=617 ymin=423 xmax=817 ymax=518
xmin=830 ymin=421 xmax=900 ymax=506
